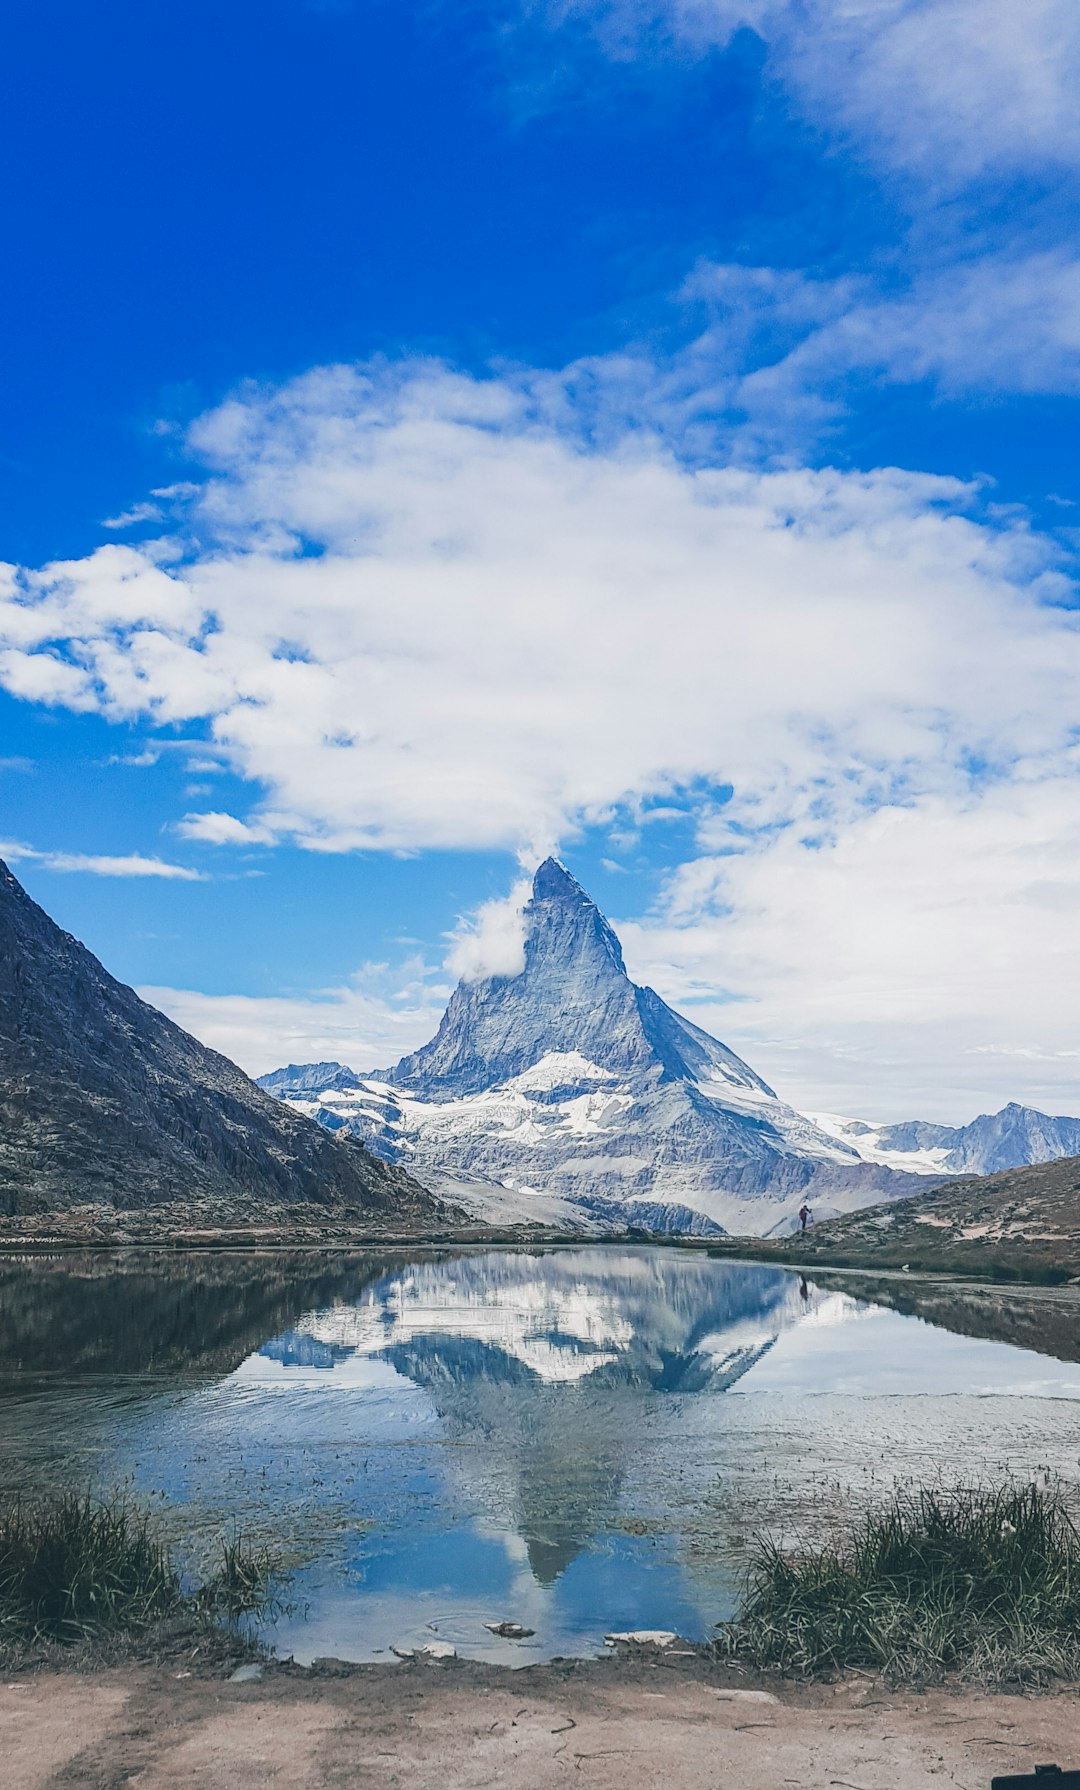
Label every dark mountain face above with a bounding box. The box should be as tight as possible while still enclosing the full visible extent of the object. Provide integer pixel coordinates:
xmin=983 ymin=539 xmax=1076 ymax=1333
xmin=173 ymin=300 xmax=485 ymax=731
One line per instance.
xmin=0 ymin=860 xmax=442 ymax=1220
xmin=388 ymin=857 xmax=772 ymax=1100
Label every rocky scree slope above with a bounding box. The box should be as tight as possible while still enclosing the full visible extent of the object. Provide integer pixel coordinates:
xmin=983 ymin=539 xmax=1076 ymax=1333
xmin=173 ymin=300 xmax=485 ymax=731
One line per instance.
xmin=262 ymin=859 xmax=930 ymax=1236
xmin=0 ymin=859 xmax=442 ymax=1223
xmin=766 ymin=1154 xmax=1080 ymax=1280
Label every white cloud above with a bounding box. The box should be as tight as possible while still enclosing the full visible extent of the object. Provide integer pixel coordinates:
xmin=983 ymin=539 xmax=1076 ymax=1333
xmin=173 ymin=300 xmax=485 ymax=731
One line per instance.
xmin=546 ymin=0 xmax=1080 ymax=188
xmin=144 ymin=964 xmax=449 ymax=1077
xmin=7 ymin=356 xmax=1080 ymax=1115
xmin=102 ymin=502 xmax=164 ymax=531
xmin=177 ymin=810 xmax=276 ymax=846
xmin=616 ymin=777 xmax=1080 ymax=1120
xmin=445 ymin=877 xmax=532 ymax=981
xmin=653 ymin=253 xmax=1080 ymax=452
xmin=0 ymin=839 xmax=204 ymax=879
xmin=0 ymin=359 xmax=1075 ymax=869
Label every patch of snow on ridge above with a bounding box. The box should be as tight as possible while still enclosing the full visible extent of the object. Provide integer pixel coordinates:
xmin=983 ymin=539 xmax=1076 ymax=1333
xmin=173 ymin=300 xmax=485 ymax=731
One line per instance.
xmin=507 ymin=1051 xmax=615 ymax=1091
xmin=807 ymin=1112 xmax=952 ymax=1176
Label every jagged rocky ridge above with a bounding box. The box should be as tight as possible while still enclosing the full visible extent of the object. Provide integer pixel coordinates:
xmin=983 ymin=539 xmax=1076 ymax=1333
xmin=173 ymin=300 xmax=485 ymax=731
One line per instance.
xmin=262 ymin=858 xmax=942 ymax=1235
xmin=812 ymin=1103 xmax=1080 ymax=1177
xmin=0 ymin=859 xmax=444 ymax=1223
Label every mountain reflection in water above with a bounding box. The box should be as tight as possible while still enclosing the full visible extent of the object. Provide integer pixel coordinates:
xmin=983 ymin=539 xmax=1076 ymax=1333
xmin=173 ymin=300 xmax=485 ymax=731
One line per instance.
xmin=246 ymin=1251 xmax=812 ymax=1586
xmin=2 ymin=1246 xmax=1080 ymax=1663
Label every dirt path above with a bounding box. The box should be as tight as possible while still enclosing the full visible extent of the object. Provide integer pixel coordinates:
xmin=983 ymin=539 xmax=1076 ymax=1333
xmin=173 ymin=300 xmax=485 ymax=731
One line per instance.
xmin=5 ymin=1655 xmax=1078 ymax=1790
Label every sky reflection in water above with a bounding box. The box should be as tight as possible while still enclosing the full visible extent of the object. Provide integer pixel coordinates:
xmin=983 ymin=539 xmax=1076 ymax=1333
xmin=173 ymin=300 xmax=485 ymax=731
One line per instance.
xmin=2 ymin=1248 xmax=1080 ymax=1664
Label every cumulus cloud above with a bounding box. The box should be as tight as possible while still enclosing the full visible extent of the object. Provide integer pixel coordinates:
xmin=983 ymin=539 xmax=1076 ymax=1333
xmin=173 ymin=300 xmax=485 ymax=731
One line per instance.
xmin=0 ymin=839 xmax=204 ymax=879
xmin=0 ymin=358 xmax=1075 ymax=869
xmin=6 ymin=356 xmax=1080 ymax=1113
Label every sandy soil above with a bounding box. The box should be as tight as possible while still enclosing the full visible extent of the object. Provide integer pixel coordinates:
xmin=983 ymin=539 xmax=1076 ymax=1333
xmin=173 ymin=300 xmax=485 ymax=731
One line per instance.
xmin=5 ymin=1653 xmax=1079 ymax=1790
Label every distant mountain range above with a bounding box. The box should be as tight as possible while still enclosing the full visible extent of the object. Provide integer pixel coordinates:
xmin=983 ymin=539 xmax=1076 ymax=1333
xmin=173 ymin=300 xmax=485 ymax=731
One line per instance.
xmin=809 ymin=1104 xmax=1080 ymax=1178
xmin=266 ymin=857 xmax=1024 ymax=1236
xmin=0 ymin=858 xmax=442 ymax=1225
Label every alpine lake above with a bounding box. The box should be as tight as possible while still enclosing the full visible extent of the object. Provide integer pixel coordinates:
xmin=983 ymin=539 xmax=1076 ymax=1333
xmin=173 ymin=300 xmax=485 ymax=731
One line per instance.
xmin=2 ymin=1245 xmax=1079 ymax=1665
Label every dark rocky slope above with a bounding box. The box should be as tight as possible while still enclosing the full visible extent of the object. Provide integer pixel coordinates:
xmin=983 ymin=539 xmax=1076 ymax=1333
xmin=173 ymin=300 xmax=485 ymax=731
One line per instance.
xmin=0 ymin=860 xmax=444 ymax=1223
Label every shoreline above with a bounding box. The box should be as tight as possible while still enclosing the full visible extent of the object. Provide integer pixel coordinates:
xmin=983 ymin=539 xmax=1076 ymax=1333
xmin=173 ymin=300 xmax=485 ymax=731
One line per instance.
xmin=2 ymin=1218 xmax=1080 ymax=1294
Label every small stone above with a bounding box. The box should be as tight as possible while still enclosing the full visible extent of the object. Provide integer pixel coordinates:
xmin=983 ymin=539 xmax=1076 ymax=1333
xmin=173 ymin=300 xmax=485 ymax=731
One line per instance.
xmin=228 ymin=1664 xmax=263 ymax=1683
xmin=711 ymin=1689 xmax=779 ymax=1705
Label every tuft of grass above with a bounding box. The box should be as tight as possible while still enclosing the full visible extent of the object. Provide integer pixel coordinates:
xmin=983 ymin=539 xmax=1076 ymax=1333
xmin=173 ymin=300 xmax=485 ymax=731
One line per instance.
xmin=0 ymin=1491 xmax=181 ymax=1643
xmin=0 ymin=1492 xmax=282 ymax=1647
xmin=720 ymin=1483 xmax=1080 ymax=1686
xmin=198 ymin=1532 xmax=279 ymax=1616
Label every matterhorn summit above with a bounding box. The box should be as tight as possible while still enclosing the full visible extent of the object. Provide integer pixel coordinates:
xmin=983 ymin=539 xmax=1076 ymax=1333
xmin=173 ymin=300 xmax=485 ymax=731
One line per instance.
xmin=393 ymin=858 xmax=773 ymax=1100
xmin=262 ymin=858 xmax=931 ymax=1234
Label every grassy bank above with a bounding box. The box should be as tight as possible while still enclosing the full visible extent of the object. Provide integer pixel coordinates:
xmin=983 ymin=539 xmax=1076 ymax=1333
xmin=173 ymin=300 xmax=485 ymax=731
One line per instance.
xmin=0 ymin=1491 xmax=278 ymax=1652
xmin=721 ymin=1483 xmax=1080 ymax=1686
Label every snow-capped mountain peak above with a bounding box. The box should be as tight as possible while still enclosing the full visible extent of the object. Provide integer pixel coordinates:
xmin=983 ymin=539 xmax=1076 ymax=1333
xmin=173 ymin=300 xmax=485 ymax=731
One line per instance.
xmin=389 ymin=856 xmax=774 ymax=1102
xmin=260 ymin=859 xmax=934 ymax=1235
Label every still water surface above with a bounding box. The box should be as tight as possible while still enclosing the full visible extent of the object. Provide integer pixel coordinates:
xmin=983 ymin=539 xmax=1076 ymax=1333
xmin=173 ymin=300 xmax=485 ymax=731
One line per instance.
xmin=1 ymin=1246 xmax=1079 ymax=1664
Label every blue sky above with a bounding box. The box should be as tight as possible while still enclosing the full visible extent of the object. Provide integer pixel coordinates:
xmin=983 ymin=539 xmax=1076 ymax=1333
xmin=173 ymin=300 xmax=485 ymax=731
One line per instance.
xmin=3 ymin=0 xmax=1080 ymax=1118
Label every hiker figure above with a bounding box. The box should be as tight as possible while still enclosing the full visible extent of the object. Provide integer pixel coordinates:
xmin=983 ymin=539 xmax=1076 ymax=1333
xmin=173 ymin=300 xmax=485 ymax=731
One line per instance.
xmin=798 ymin=1203 xmax=811 ymax=1233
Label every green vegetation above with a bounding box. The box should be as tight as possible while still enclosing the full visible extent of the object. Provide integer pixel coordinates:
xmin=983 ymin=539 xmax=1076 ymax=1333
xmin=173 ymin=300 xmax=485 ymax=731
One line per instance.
xmin=721 ymin=1483 xmax=1080 ymax=1686
xmin=199 ymin=1531 xmax=280 ymax=1617
xmin=0 ymin=1491 xmax=278 ymax=1647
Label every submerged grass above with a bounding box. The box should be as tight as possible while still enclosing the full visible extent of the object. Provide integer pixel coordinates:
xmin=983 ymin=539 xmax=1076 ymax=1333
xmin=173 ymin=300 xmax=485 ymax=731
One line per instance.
xmin=0 ymin=1492 xmax=279 ymax=1647
xmin=721 ymin=1483 xmax=1080 ymax=1686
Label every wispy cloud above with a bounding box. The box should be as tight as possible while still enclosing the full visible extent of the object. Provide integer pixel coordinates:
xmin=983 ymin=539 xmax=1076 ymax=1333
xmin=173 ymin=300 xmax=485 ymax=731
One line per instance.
xmin=102 ymin=502 xmax=164 ymax=531
xmin=656 ymin=251 xmax=1080 ymax=454
xmin=536 ymin=0 xmax=1080 ymax=191
xmin=142 ymin=959 xmax=449 ymax=1076
xmin=0 ymin=839 xmax=205 ymax=879
xmin=107 ymin=749 xmax=161 ymax=767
